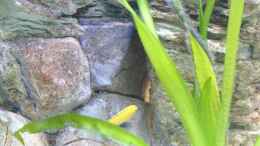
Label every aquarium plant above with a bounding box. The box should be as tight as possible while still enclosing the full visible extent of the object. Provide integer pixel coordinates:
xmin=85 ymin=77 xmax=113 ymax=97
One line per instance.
xmin=119 ymin=0 xmax=244 ymax=145
xmin=14 ymin=0 xmax=252 ymax=146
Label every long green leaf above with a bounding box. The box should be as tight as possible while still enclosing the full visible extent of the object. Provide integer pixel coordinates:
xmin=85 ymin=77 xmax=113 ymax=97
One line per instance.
xmin=190 ymin=32 xmax=220 ymax=146
xmin=217 ymin=0 xmax=244 ymax=145
xmin=198 ymin=0 xmax=204 ymax=34
xmin=197 ymin=77 xmax=218 ymax=145
xmin=199 ymin=0 xmax=216 ymax=39
xmin=189 ymin=34 xmax=220 ymax=107
xmin=136 ymin=0 xmax=156 ymax=36
xmin=118 ymin=1 xmax=208 ymax=146
xmin=255 ymin=137 xmax=260 ymax=146
xmin=15 ymin=113 xmax=149 ymax=146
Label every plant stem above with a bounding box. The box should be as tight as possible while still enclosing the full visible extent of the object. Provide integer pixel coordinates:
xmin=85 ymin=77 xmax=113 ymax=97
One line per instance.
xmin=217 ymin=0 xmax=244 ymax=145
xmin=199 ymin=0 xmax=216 ymax=39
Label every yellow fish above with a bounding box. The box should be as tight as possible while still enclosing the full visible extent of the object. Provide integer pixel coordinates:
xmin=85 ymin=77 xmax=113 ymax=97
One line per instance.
xmin=108 ymin=105 xmax=138 ymax=125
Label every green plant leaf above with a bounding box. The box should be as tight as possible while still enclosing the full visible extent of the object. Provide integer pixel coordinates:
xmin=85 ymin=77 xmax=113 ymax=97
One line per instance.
xmin=118 ymin=1 xmax=208 ymax=146
xmin=190 ymin=32 xmax=220 ymax=146
xmin=255 ymin=137 xmax=260 ymax=146
xmin=189 ymin=33 xmax=220 ymax=107
xmin=136 ymin=0 xmax=156 ymax=36
xmin=15 ymin=113 xmax=149 ymax=146
xmin=198 ymin=0 xmax=204 ymax=32
xmin=217 ymin=0 xmax=244 ymax=145
xmin=197 ymin=77 xmax=219 ymax=145
xmin=199 ymin=0 xmax=216 ymax=39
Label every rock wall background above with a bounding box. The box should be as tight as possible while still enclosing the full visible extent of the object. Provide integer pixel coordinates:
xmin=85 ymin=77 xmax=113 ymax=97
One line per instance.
xmin=0 ymin=0 xmax=259 ymax=146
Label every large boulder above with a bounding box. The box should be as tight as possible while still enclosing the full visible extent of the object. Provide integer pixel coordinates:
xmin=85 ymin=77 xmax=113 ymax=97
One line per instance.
xmin=80 ymin=19 xmax=147 ymax=97
xmin=0 ymin=0 xmax=93 ymax=40
xmin=0 ymin=38 xmax=91 ymax=119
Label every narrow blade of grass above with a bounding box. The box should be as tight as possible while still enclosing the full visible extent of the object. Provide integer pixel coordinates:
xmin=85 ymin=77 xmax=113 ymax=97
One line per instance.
xmin=189 ymin=33 xmax=220 ymax=145
xmin=189 ymin=34 xmax=220 ymax=106
xmin=197 ymin=77 xmax=219 ymax=145
xmin=119 ymin=1 xmax=208 ymax=146
xmin=217 ymin=0 xmax=244 ymax=145
xmin=198 ymin=0 xmax=204 ymax=32
xmin=255 ymin=137 xmax=260 ymax=146
xmin=199 ymin=0 xmax=216 ymax=39
xmin=136 ymin=0 xmax=156 ymax=36
xmin=15 ymin=113 xmax=149 ymax=146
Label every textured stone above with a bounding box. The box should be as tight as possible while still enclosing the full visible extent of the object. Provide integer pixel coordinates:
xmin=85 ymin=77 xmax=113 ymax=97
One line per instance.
xmin=79 ymin=19 xmax=133 ymax=88
xmin=7 ymin=38 xmax=91 ymax=119
xmin=30 ymin=0 xmax=95 ymax=16
xmin=101 ymin=35 xmax=147 ymax=97
xmin=0 ymin=0 xmax=84 ymax=40
xmin=80 ymin=19 xmax=146 ymax=96
xmin=55 ymin=93 xmax=152 ymax=146
xmin=75 ymin=0 xmax=134 ymax=18
xmin=0 ymin=109 xmax=48 ymax=146
xmin=0 ymin=41 xmax=28 ymax=112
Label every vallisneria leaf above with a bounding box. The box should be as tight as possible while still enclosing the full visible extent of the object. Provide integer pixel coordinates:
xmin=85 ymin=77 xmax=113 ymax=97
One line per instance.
xmin=136 ymin=0 xmax=156 ymax=36
xmin=119 ymin=1 xmax=208 ymax=146
xmin=189 ymin=34 xmax=220 ymax=108
xmin=198 ymin=0 xmax=204 ymax=26
xmin=199 ymin=0 xmax=216 ymax=39
xmin=15 ymin=113 xmax=149 ymax=146
xmin=217 ymin=0 xmax=244 ymax=145
xmin=255 ymin=137 xmax=260 ymax=146
xmin=197 ymin=77 xmax=219 ymax=145
xmin=108 ymin=105 xmax=138 ymax=125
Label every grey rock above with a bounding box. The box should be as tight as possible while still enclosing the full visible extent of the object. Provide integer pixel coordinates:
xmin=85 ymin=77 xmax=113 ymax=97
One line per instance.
xmin=29 ymin=0 xmax=95 ymax=16
xmin=0 ymin=41 xmax=28 ymax=113
xmin=79 ymin=19 xmax=133 ymax=87
xmin=80 ymin=19 xmax=146 ymax=97
xmin=55 ymin=92 xmax=152 ymax=146
xmin=0 ymin=109 xmax=49 ymax=146
xmin=228 ymin=130 xmax=258 ymax=146
xmin=101 ymin=35 xmax=147 ymax=97
xmin=75 ymin=0 xmax=134 ymax=18
xmin=3 ymin=38 xmax=91 ymax=119
xmin=0 ymin=0 xmax=84 ymax=40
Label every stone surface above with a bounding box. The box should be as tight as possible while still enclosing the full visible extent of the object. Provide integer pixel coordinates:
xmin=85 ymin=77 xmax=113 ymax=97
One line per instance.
xmin=29 ymin=0 xmax=95 ymax=16
xmin=80 ymin=19 xmax=147 ymax=97
xmin=103 ymin=34 xmax=148 ymax=97
xmin=0 ymin=108 xmax=48 ymax=146
xmin=55 ymin=92 xmax=152 ymax=146
xmin=0 ymin=41 xmax=28 ymax=112
xmin=75 ymin=0 xmax=135 ymax=18
xmin=79 ymin=19 xmax=133 ymax=88
xmin=0 ymin=0 xmax=84 ymax=40
xmin=1 ymin=38 xmax=92 ymax=119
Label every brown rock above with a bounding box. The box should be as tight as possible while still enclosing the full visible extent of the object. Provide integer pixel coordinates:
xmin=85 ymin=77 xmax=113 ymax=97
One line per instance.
xmin=12 ymin=37 xmax=91 ymax=119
